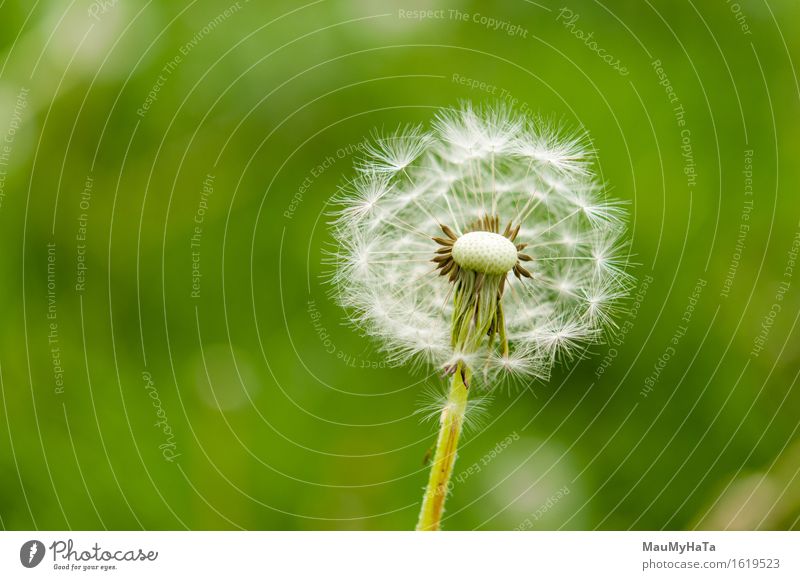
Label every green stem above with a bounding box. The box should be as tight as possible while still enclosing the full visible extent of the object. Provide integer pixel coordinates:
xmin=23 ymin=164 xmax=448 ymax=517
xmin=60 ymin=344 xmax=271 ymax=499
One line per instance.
xmin=416 ymin=362 xmax=470 ymax=531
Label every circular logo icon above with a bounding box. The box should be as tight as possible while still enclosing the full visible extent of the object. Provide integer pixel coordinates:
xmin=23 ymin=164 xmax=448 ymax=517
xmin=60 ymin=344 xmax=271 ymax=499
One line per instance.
xmin=20 ymin=540 xmax=45 ymax=568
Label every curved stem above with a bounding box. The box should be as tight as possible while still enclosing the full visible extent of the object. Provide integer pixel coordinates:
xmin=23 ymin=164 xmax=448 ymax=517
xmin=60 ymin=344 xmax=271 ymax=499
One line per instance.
xmin=416 ymin=363 xmax=470 ymax=531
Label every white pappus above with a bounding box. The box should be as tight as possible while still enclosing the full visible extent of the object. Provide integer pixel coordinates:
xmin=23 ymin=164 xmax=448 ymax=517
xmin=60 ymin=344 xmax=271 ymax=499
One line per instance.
xmin=329 ymin=102 xmax=632 ymax=388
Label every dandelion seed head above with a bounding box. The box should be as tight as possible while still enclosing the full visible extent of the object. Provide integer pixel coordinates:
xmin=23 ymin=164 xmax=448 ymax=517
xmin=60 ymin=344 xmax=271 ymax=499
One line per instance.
xmin=330 ymin=103 xmax=631 ymax=385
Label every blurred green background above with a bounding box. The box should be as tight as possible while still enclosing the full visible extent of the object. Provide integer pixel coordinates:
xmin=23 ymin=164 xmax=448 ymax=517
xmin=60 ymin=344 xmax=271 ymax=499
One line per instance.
xmin=1 ymin=0 xmax=799 ymax=530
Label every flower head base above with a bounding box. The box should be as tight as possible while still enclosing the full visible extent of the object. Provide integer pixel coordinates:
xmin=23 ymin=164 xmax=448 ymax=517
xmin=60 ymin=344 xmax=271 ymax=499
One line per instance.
xmin=330 ymin=103 xmax=631 ymax=385
xmin=451 ymin=232 xmax=518 ymax=275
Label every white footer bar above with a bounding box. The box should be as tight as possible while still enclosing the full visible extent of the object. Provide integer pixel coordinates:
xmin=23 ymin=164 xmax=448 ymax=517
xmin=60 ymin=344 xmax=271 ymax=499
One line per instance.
xmin=1 ymin=531 xmax=797 ymax=578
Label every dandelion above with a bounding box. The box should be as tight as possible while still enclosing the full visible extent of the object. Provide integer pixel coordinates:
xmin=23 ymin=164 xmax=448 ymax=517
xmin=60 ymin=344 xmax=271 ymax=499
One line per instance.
xmin=329 ymin=103 xmax=632 ymax=530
